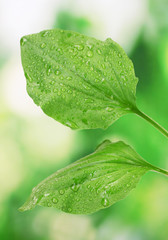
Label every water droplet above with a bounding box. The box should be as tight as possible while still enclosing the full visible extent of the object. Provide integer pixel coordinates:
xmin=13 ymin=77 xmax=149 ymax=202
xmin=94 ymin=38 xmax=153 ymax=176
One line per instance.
xmin=47 ymin=202 xmax=52 ymax=207
xmin=61 ymin=87 xmax=65 ymax=92
xmin=40 ymin=43 xmax=46 ymax=48
xmin=84 ymin=98 xmax=93 ymax=103
xmin=67 ymin=76 xmax=72 ymax=80
xmin=83 ymin=84 xmax=91 ymax=90
xmin=52 ymin=198 xmax=58 ymax=203
xmin=47 ymin=68 xmax=51 ymax=76
xmin=66 ymin=121 xmax=78 ymax=129
xmin=41 ymin=31 xmax=50 ymax=37
xmin=44 ymin=193 xmax=50 ymax=197
xmin=55 ymin=70 xmax=61 ymax=75
xmin=67 ymin=208 xmax=72 ymax=213
xmin=75 ymin=44 xmax=84 ymax=51
xmin=59 ymin=189 xmax=65 ymax=195
xmin=118 ymin=53 xmax=122 ymax=58
xmin=87 ymin=50 xmax=93 ymax=57
xmin=68 ymin=89 xmax=72 ymax=94
xmin=106 ymin=107 xmax=113 ymax=112
xmin=102 ymin=64 xmax=105 ymax=69
xmin=57 ymin=48 xmax=63 ymax=55
xmin=20 ymin=37 xmax=27 ymax=46
xmin=97 ymin=49 xmax=101 ymax=55
xmin=90 ymin=171 xmax=96 ymax=177
xmin=101 ymin=198 xmax=109 ymax=207
xmin=69 ymin=48 xmax=74 ymax=53
xmin=25 ymin=72 xmax=32 ymax=82
xmin=87 ymin=185 xmax=91 ymax=189
xmin=105 ymin=56 xmax=109 ymax=62
xmin=120 ymin=72 xmax=126 ymax=81
xmin=71 ymin=184 xmax=80 ymax=192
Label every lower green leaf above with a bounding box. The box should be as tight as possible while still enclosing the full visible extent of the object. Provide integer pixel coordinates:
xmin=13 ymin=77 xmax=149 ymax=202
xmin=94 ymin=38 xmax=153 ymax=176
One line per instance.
xmin=19 ymin=140 xmax=159 ymax=214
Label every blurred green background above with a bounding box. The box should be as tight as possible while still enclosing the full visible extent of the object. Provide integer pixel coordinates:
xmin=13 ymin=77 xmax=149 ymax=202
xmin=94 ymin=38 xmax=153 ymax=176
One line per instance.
xmin=0 ymin=0 xmax=168 ymax=239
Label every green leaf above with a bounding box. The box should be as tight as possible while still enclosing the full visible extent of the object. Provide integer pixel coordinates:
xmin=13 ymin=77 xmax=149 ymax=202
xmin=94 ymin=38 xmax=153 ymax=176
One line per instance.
xmin=20 ymin=29 xmax=138 ymax=129
xmin=19 ymin=140 xmax=153 ymax=214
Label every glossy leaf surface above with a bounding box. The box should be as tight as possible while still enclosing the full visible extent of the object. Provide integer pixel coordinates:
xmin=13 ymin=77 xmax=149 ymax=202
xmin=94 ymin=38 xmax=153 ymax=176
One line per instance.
xmin=20 ymin=29 xmax=138 ymax=129
xmin=19 ymin=140 xmax=152 ymax=214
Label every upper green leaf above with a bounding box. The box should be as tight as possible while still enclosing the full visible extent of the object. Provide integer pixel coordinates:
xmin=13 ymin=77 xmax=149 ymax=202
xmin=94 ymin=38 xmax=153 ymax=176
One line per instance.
xmin=19 ymin=140 xmax=152 ymax=214
xmin=20 ymin=29 xmax=138 ymax=129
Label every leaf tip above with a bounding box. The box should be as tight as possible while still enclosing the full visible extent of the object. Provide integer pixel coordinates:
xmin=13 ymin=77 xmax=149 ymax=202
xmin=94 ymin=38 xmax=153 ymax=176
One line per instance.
xmin=18 ymin=206 xmax=27 ymax=212
xmin=18 ymin=195 xmax=38 ymax=212
xmin=18 ymin=201 xmax=35 ymax=212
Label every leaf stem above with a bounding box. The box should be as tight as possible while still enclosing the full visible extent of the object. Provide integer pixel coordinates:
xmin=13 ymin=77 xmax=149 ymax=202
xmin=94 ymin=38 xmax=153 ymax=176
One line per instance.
xmin=134 ymin=108 xmax=168 ymax=138
xmin=151 ymin=166 xmax=168 ymax=177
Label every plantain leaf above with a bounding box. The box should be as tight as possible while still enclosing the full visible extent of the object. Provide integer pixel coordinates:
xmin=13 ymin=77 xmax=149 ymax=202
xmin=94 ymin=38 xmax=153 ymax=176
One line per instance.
xmin=19 ymin=140 xmax=154 ymax=214
xmin=20 ymin=29 xmax=138 ymax=129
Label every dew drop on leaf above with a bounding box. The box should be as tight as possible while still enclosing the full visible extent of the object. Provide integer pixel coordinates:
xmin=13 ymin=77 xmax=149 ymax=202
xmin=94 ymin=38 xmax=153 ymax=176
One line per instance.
xmin=55 ymin=70 xmax=61 ymax=75
xmin=75 ymin=44 xmax=84 ymax=51
xmin=101 ymin=198 xmax=109 ymax=207
xmin=71 ymin=184 xmax=80 ymax=192
xmin=47 ymin=68 xmax=51 ymax=76
xmin=41 ymin=31 xmax=50 ymax=37
xmin=59 ymin=189 xmax=65 ymax=195
xmin=97 ymin=49 xmax=101 ymax=55
xmin=67 ymin=208 xmax=72 ymax=213
xmin=87 ymin=50 xmax=93 ymax=57
xmin=44 ymin=193 xmax=50 ymax=197
xmin=106 ymin=107 xmax=113 ymax=112
xmin=65 ymin=121 xmax=78 ymax=129
xmin=52 ymin=198 xmax=58 ymax=203
xmin=40 ymin=43 xmax=46 ymax=48
xmin=20 ymin=37 xmax=27 ymax=46
xmin=101 ymin=64 xmax=105 ymax=69
xmin=25 ymin=72 xmax=32 ymax=82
